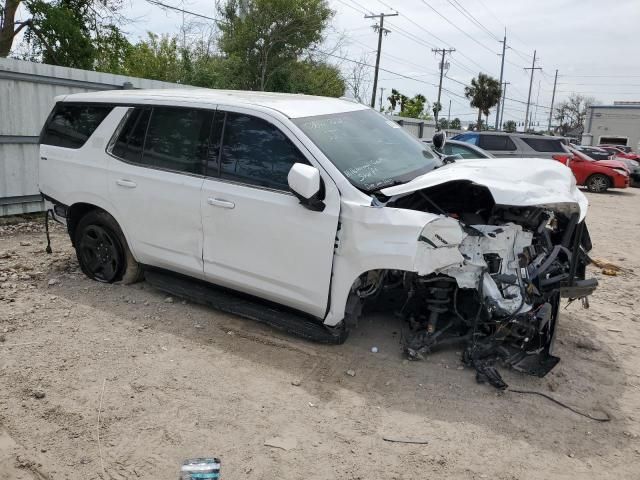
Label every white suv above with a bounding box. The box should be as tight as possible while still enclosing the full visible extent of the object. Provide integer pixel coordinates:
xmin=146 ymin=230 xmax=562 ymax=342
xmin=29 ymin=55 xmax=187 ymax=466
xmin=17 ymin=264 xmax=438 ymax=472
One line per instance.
xmin=39 ymin=89 xmax=596 ymax=387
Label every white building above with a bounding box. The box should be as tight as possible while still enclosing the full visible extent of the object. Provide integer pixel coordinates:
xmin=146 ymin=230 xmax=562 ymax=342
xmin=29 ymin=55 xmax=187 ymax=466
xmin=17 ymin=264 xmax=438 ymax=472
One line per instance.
xmin=582 ymin=101 xmax=640 ymax=150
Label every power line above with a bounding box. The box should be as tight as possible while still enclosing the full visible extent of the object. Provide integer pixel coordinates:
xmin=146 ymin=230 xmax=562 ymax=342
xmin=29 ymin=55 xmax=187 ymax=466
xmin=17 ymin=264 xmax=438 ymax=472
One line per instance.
xmin=145 ymin=0 xmax=220 ymax=22
xmin=419 ymin=0 xmax=497 ymax=55
xmin=447 ymin=0 xmax=500 ymax=42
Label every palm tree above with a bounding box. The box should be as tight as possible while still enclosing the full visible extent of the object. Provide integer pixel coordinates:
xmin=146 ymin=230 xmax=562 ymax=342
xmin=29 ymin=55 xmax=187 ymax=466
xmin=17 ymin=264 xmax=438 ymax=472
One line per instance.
xmin=464 ymin=73 xmax=502 ymax=130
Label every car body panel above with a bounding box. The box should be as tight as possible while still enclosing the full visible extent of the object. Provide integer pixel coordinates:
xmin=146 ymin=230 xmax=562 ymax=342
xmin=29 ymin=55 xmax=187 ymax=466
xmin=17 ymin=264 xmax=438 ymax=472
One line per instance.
xmin=380 ymin=157 xmax=588 ymax=221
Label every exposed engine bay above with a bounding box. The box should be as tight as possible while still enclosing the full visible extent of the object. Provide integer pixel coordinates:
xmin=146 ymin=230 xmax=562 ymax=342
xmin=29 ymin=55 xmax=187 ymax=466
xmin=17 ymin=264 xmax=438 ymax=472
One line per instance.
xmin=353 ymin=181 xmax=597 ymax=389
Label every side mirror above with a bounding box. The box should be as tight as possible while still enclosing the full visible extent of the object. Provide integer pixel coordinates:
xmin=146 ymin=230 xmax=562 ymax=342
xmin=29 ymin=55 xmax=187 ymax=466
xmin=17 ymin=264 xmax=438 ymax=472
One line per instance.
xmin=288 ymin=163 xmax=325 ymax=212
xmin=432 ymin=131 xmax=446 ymax=150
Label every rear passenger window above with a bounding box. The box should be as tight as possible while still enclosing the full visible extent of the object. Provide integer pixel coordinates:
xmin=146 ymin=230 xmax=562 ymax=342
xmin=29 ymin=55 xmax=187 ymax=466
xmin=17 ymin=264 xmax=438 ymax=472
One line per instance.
xmin=142 ymin=107 xmax=212 ymax=174
xmin=41 ymin=104 xmax=113 ymax=149
xmin=213 ymin=112 xmax=307 ymax=190
xmin=112 ymin=107 xmax=212 ymax=174
xmin=112 ymin=108 xmax=151 ymax=163
xmin=521 ymin=137 xmax=565 ymax=152
xmin=478 ymin=135 xmax=516 ymax=151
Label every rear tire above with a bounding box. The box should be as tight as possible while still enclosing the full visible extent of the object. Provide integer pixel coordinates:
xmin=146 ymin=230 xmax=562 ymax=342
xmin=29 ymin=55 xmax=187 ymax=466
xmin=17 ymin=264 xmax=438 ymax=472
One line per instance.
xmin=586 ymin=174 xmax=610 ymax=193
xmin=74 ymin=210 xmax=143 ymax=284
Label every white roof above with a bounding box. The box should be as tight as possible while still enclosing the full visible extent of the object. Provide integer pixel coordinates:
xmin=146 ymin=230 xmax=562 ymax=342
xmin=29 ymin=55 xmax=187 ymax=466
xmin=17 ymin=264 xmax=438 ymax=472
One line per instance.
xmin=60 ymin=88 xmax=368 ymax=118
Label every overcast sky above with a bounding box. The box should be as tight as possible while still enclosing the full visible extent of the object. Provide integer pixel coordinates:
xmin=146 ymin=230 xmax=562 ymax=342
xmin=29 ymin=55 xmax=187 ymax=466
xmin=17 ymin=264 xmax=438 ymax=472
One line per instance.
xmin=114 ymin=0 xmax=640 ymax=126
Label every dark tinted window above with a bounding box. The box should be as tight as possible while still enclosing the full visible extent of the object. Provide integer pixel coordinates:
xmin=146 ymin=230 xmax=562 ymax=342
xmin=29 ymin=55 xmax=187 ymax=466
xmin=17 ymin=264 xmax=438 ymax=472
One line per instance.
xmin=478 ymin=135 xmax=516 ymax=151
xmin=112 ymin=108 xmax=151 ymax=163
xmin=453 ymin=133 xmax=479 ymax=145
xmin=42 ymin=104 xmax=113 ymax=149
xmin=521 ymin=137 xmax=565 ymax=152
xmin=214 ymin=112 xmax=307 ymax=190
xmin=142 ymin=107 xmax=212 ymax=174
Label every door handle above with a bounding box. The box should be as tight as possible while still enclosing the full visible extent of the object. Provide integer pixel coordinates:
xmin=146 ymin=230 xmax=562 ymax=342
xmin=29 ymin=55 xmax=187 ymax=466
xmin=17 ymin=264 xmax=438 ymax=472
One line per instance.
xmin=207 ymin=197 xmax=235 ymax=209
xmin=116 ymin=179 xmax=137 ymax=188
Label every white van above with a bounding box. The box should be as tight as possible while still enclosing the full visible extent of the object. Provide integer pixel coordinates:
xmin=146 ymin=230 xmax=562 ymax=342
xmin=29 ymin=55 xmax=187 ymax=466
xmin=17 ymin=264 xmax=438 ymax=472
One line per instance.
xmin=39 ymin=89 xmax=596 ymax=387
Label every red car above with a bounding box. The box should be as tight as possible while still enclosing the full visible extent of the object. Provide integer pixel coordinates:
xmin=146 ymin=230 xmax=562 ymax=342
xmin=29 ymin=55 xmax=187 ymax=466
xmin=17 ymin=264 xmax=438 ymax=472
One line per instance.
xmin=598 ymin=145 xmax=640 ymax=163
xmin=552 ymin=148 xmax=629 ymax=193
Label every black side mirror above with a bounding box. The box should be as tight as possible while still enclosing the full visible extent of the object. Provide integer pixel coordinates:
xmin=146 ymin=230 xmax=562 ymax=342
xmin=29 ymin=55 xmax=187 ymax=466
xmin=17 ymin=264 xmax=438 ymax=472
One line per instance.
xmin=432 ymin=131 xmax=446 ymax=150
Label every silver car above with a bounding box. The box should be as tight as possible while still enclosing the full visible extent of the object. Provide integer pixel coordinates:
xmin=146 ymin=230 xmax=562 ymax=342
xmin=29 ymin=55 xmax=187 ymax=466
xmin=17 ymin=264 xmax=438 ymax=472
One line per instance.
xmin=452 ymin=132 xmax=569 ymax=159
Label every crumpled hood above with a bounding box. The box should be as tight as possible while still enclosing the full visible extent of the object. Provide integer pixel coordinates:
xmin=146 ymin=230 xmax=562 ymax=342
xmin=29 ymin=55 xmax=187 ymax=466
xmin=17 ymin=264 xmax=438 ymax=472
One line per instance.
xmin=381 ymin=157 xmax=589 ymax=221
xmin=594 ymin=159 xmax=628 ymax=169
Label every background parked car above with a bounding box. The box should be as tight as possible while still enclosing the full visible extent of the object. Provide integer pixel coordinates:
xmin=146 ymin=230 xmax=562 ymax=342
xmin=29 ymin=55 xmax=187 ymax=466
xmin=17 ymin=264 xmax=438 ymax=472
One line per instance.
xmin=598 ymin=145 xmax=640 ymax=162
xmin=576 ymin=146 xmax=640 ymax=187
xmin=557 ymin=147 xmax=630 ymax=193
xmin=574 ymin=145 xmax=612 ymax=161
xmin=451 ymin=132 xmax=569 ymax=159
xmin=422 ymin=138 xmax=494 ymax=159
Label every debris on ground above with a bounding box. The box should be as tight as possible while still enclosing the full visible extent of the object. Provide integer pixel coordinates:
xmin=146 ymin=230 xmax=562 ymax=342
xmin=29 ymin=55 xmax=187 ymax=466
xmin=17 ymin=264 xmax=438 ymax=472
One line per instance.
xmin=382 ymin=436 xmax=429 ymax=445
xmin=345 ymin=369 xmax=356 ymax=377
xmin=264 ymin=436 xmax=297 ymax=451
xmin=591 ymin=257 xmax=631 ymax=275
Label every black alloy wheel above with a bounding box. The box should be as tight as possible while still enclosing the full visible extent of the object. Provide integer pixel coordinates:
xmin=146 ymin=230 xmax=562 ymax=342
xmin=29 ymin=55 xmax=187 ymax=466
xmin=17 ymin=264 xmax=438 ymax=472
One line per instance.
xmin=77 ymin=224 xmax=123 ymax=282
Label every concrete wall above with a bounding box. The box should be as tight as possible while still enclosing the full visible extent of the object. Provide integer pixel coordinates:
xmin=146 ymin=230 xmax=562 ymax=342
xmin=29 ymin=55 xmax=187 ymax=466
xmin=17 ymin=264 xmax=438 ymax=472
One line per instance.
xmin=583 ymin=105 xmax=640 ymax=150
xmin=0 ymin=58 xmax=190 ymax=216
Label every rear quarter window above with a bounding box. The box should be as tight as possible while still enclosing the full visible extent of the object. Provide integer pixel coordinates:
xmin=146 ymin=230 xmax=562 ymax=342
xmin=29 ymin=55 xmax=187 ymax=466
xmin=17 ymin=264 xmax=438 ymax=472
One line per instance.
xmin=478 ymin=135 xmax=516 ymax=151
xmin=41 ymin=104 xmax=113 ymax=149
xmin=520 ymin=137 xmax=565 ymax=152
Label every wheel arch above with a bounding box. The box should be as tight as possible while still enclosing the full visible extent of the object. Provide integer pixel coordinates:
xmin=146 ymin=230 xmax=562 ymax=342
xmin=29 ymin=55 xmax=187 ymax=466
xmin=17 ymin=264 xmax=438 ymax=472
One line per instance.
xmin=66 ymin=201 xmax=134 ymax=256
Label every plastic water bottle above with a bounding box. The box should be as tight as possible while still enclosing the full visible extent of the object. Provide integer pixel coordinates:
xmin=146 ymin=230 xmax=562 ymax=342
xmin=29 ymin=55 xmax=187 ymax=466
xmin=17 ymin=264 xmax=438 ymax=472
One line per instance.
xmin=180 ymin=458 xmax=221 ymax=479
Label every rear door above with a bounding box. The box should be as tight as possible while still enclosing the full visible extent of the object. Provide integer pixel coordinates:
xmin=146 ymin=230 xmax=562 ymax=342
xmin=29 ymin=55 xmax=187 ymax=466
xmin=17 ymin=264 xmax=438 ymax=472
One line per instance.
xmin=200 ymin=108 xmax=340 ymax=318
xmin=477 ymin=134 xmax=520 ymax=157
xmin=107 ymin=106 xmax=213 ymax=277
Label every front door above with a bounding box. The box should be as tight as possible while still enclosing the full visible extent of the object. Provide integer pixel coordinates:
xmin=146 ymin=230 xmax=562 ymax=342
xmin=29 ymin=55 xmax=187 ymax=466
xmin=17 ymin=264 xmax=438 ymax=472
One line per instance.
xmin=201 ymin=109 xmax=340 ymax=318
xmin=107 ymin=106 xmax=212 ymax=277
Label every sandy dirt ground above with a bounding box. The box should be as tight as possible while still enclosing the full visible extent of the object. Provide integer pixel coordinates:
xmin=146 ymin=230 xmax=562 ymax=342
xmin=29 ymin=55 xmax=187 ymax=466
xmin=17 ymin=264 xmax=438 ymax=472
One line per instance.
xmin=1 ymin=188 xmax=639 ymax=480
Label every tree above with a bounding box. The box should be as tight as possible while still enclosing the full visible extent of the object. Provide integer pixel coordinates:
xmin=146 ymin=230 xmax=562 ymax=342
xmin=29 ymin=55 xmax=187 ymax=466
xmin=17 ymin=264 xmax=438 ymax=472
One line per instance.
xmin=387 ymin=88 xmax=408 ymax=113
xmin=218 ymin=0 xmax=333 ymax=92
xmin=1 ymin=0 xmax=128 ymax=69
xmin=122 ymin=33 xmax=183 ymax=83
xmin=438 ymin=118 xmax=449 ymax=129
xmin=464 ymin=73 xmax=502 ymax=131
xmin=449 ymin=117 xmax=461 ymax=130
xmin=386 ymin=89 xmax=431 ymax=119
xmin=554 ymin=93 xmax=595 ymax=136
xmin=503 ymin=120 xmax=517 ymax=133
xmin=345 ymin=53 xmax=371 ymax=104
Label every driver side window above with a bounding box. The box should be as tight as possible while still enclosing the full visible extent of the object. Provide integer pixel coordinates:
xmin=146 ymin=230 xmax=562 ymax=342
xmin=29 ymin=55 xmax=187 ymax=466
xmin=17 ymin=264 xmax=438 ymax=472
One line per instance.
xmin=208 ymin=112 xmax=309 ymax=191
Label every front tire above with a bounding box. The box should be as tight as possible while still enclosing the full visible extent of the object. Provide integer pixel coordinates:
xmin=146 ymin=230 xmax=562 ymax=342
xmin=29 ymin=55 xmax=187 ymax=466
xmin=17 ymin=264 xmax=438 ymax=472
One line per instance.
xmin=586 ymin=174 xmax=610 ymax=193
xmin=74 ymin=210 xmax=143 ymax=284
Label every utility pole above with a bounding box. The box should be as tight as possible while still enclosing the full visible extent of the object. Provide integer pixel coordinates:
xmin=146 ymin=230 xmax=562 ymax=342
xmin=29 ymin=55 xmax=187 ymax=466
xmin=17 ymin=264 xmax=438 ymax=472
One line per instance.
xmin=532 ymin=79 xmax=541 ymax=130
xmin=365 ymin=12 xmax=398 ymax=109
xmin=432 ymin=47 xmax=455 ymax=127
xmin=524 ymin=50 xmax=542 ymax=131
xmin=447 ymin=99 xmax=452 ymax=123
xmin=499 ymin=81 xmax=510 ymax=130
xmin=379 ymin=87 xmax=385 ymax=112
xmin=494 ymin=31 xmax=506 ymax=130
xmin=547 ymin=69 xmax=558 ymax=133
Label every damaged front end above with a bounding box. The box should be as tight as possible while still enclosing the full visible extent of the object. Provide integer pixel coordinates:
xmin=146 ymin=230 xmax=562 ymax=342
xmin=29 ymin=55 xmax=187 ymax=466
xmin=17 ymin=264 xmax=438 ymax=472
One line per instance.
xmin=366 ymin=181 xmax=597 ymax=389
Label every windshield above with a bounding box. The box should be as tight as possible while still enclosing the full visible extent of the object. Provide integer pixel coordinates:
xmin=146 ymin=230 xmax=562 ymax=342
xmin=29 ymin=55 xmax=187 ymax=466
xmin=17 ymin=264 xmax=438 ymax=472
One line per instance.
xmin=293 ymin=109 xmax=440 ymax=192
